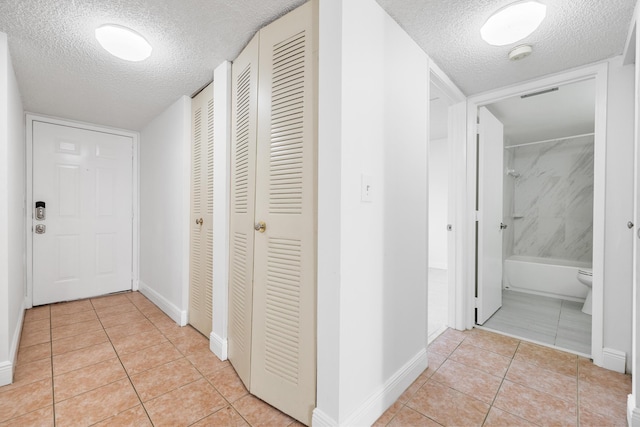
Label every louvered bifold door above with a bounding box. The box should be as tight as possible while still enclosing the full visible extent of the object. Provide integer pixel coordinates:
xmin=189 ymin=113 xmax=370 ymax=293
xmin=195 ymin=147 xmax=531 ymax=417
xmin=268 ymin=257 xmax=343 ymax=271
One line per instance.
xmin=250 ymin=2 xmax=317 ymax=425
xmin=189 ymin=82 xmax=214 ymax=337
xmin=228 ymin=33 xmax=260 ymax=388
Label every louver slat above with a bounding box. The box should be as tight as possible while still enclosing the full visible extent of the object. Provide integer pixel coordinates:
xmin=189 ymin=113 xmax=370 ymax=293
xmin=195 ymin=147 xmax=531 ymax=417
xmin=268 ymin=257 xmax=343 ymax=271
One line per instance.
xmin=269 ymin=32 xmax=305 ymax=215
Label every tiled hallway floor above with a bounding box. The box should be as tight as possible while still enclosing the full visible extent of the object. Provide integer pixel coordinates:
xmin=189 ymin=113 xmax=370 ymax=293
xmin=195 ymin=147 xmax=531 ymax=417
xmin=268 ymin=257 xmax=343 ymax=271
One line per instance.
xmin=1 ymin=292 xmax=631 ymax=426
xmin=375 ymin=328 xmax=630 ymax=426
xmin=0 ymin=291 xmax=300 ymax=426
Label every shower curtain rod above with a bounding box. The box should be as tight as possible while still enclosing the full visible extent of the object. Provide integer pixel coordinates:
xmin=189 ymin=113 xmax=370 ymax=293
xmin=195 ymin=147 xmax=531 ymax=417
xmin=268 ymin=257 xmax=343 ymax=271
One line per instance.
xmin=504 ymin=132 xmax=595 ymax=149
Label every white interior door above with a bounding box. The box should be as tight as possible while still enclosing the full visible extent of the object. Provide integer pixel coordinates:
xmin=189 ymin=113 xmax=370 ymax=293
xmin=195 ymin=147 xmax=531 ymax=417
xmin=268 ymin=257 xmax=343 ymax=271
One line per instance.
xmin=477 ymin=107 xmax=504 ymax=324
xmin=189 ymin=83 xmax=214 ymax=337
xmin=32 ymin=121 xmax=133 ymax=306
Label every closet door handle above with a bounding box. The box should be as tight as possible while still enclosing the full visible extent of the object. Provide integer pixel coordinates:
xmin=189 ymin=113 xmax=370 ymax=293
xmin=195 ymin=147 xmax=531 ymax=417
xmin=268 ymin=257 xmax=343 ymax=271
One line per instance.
xmin=628 ymin=221 xmax=634 ymax=229
xmin=500 ymin=223 xmax=508 ymax=230
xmin=254 ymin=221 xmax=266 ymax=233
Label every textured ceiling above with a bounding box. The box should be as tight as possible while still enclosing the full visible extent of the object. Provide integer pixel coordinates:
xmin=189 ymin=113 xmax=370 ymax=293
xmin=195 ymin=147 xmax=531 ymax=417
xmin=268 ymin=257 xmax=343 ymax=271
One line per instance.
xmin=377 ymin=0 xmax=636 ymax=96
xmin=0 ymin=0 xmax=635 ymax=131
xmin=0 ymin=0 xmax=305 ymax=130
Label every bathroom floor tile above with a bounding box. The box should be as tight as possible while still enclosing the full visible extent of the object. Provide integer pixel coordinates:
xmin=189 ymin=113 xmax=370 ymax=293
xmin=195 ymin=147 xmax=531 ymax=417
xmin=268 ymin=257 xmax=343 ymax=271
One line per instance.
xmin=514 ymin=341 xmax=577 ymax=377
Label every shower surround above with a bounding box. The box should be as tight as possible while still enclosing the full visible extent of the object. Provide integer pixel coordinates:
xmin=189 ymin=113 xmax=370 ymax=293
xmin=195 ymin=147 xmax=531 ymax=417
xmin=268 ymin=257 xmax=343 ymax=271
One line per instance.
xmin=507 ymin=134 xmax=594 ymax=263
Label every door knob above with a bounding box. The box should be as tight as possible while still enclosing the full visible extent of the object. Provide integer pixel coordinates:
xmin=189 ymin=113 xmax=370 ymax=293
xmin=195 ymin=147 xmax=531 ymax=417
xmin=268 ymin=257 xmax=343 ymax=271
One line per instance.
xmin=195 ymin=218 xmax=203 ymax=225
xmin=628 ymin=221 xmax=634 ymax=229
xmin=500 ymin=223 xmax=508 ymax=230
xmin=254 ymin=221 xmax=266 ymax=233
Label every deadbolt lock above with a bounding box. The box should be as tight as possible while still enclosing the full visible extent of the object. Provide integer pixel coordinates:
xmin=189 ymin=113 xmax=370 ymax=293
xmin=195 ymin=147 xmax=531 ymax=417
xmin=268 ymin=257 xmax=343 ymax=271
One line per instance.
xmin=254 ymin=221 xmax=266 ymax=233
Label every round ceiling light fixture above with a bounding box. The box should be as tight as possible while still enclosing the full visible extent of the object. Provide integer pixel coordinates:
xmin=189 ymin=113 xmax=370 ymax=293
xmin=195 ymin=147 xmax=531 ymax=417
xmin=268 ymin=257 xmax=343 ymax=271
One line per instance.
xmin=480 ymin=1 xmax=547 ymax=46
xmin=95 ymin=24 xmax=152 ymax=62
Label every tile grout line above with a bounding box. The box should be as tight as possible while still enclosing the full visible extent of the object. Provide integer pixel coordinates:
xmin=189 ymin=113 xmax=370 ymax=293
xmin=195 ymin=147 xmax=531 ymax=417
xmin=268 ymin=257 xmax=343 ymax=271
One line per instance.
xmin=482 ymin=338 xmax=522 ymax=425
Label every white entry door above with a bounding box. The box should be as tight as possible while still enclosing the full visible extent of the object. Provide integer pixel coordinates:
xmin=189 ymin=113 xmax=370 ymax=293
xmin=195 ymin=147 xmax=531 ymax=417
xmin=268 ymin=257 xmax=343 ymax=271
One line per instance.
xmin=477 ymin=107 xmax=504 ymax=324
xmin=32 ymin=121 xmax=133 ymax=306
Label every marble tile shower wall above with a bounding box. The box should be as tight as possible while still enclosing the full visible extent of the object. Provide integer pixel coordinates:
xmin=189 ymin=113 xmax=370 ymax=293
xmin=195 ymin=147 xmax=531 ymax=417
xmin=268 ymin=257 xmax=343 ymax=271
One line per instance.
xmin=509 ymin=135 xmax=594 ymax=263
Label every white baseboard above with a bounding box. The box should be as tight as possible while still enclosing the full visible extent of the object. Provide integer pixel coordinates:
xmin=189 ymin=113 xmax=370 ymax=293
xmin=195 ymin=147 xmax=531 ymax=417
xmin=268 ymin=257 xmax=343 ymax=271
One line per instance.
xmin=139 ymin=281 xmax=188 ymax=326
xmin=602 ymin=347 xmax=626 ymax=373
xmin=209 ymin=332 xmax=228 ymax=361
xmin=10 ymin=299 xmax=26 ymax=366
xmin=311 ymin=408 xmax=338 ymax=427
xmin=628 ymin=394 xmax=640 ymax=426
xmin=0 ymin=361 xmax=13 ymax=387
xmin=341 ymin=349 xmax=427 ymax=426
xmin=0 ymin=298 xmax=26 ymax=387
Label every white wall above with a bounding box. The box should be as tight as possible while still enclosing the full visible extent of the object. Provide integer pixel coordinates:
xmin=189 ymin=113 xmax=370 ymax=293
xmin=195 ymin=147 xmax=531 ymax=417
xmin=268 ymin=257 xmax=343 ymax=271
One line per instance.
xmin=139 ymin=96 xmax=190 ymax=325
xmin=429 ymin=137 xmax=448 ymax=269
xmin=0 ymin=31 xmax=25 ymax=386
xmin=603 ymin=57 xmax=635 ymax=372
xmin=316 ymin=0 xmax=429 ymax=424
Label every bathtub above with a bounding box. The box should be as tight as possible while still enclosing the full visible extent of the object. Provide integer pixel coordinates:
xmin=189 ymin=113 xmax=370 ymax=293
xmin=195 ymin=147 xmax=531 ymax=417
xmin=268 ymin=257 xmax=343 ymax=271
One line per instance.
xmin=503 ymin=255 xmax=591 ymax=302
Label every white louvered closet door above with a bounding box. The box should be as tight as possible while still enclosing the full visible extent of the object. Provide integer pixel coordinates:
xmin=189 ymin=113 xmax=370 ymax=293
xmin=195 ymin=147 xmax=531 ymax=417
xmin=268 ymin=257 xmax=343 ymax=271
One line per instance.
xmin=228 ymin=33 xmax=260 ymax=387
xmin=251 ymin=2 xmax=317 ymax=424
xmin=189 ymin=82 xmax=214 ymax=337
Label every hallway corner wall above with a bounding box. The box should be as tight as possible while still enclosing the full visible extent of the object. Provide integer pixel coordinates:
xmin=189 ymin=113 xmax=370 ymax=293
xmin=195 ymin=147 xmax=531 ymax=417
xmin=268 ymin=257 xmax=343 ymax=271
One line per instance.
xmin=139 ymin=95 xmax=191 ymax=325
xmin=315 ymin=0 xmax=429 ymax=424
xmin=0 ymin=31 xmax=25 ymax=386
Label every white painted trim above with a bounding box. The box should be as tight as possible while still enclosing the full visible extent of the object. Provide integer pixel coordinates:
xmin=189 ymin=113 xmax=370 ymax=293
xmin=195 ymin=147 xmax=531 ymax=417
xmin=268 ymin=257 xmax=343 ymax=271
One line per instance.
xmin=139 ymin=280 xmax=187 ymax=326
xmin=0 ymin=361 xmax=12 ymax=387
xmin=628 ymin=394 xmax=640 ymax=427
xmin=181 ymin=99 xmax=192 ymax=323
xmin=212 ymin=61 xmax=231 ymax=355
xmin=311 ymin=408 xmax=337 ymax=427
xmin=465 ymin=61 xmax=609 ymax=358
xmin=209 ymin=332 xmax=228 ymax=361
xmin=341 ymin=349 xmax=427 ymax=427
xmin=0 ymin=298 xmax=25 ymax=386
xmin=24 ymin=113 xmax=140 ymax=306
xmin=603 ymin=347 xmax=627 ymax=374
xmin=10 ymin=299 xmax=25 ymax=366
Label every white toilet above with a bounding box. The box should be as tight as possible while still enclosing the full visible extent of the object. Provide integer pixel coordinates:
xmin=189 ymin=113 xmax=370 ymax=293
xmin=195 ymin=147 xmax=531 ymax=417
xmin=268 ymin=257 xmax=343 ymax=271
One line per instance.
xmin=577 ymin=269 xmax=593 ymax=315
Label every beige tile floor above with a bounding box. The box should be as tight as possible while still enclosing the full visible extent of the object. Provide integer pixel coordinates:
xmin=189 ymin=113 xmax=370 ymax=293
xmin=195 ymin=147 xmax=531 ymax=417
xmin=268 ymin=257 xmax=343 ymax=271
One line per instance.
xmin=0 ymin=291 xmax=301 ymax=427
xmin=374 ymin=328 xmax=631 ymax=426
xmin=0 ymin=291 xmax=631 ymax=426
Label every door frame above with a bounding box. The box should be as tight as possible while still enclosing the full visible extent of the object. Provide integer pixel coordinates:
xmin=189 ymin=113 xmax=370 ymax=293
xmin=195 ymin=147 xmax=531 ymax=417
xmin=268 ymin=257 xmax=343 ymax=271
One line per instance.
xmin=464 ymin=62 xmax=608 ymax=365
xmin=25 ymin=114 xmax=140 ymax=308
xmin=429 ymin=61 xmax=467 ymax=331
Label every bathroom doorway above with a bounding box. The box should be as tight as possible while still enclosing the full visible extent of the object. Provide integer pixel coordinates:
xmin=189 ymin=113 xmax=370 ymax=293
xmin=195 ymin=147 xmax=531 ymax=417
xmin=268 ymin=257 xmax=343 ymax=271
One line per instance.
xmin=427 ymin=67 xmax=466 ymax=343
xmin=467 ymin=64 xmax=608 ymax=360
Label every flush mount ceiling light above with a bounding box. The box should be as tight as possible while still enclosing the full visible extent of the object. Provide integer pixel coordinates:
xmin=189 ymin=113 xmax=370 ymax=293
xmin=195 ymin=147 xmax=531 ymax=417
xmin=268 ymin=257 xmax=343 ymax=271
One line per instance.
xmin=481 ymin=1 xmax=547 ymax=46
xmin=95 ymin=24 xmax=152 ymax=62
